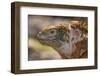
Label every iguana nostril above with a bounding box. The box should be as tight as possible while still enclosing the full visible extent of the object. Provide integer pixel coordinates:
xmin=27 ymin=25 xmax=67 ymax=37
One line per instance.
xmin=37 ymin=32 xmax=46 ymax=39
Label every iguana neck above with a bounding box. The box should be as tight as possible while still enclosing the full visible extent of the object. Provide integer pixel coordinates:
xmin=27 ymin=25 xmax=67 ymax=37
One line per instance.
xmin=54 ymin=37 xmax=84 ymax=59
xmin=54 ymin=41 xmax=75 ymax=59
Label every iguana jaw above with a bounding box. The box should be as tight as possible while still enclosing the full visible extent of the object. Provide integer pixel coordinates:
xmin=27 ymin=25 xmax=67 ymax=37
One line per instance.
xmin=37 ymin=31 xmax=57 ymax=41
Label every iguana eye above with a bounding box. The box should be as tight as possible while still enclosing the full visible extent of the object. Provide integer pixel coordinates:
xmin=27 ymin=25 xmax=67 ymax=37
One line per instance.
xmin=49 ymin=29 xmax=56 ymax=34
xmin=48 ymin=29 xmax=57 ymax=36
xmin=50 ymin=30 xmax=55 ymax=34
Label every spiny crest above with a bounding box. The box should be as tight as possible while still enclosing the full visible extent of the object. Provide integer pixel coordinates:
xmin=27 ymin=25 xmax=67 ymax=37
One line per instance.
xmin=70 ymin=20 xmax=88 ymax=34
xmin=43 ymin=23 xmax=70 ymax=32
xmin=42 ymin=20 xmax=87 ymax=34
xmin=70 ymin=20 xmax=80 ymax=29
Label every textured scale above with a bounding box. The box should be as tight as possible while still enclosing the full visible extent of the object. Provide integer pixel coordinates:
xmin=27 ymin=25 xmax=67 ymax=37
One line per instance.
xmin=37 ymin=21 xmax=87 ymax=59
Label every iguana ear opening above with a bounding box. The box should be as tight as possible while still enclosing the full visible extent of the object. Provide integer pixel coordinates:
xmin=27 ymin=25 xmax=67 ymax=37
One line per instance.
xmin=72 ymin=29 xmax=81 ymax=37
xmin=71 ymin=28 xmax=82 ymax=43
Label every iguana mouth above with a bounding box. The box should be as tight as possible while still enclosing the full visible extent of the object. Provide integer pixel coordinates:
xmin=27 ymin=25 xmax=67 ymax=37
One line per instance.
xmin=37 ymin=37 xmax=57 ymax=41
xmin=37 ymin=32 xmax=57 ymax=41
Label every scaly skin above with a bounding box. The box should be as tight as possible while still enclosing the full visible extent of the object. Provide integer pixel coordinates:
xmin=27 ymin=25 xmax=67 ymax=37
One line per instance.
xmin=37 ymin=22 xmax=87 ymax=59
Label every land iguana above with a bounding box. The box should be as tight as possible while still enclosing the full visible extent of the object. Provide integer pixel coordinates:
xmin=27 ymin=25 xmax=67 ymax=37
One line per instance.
xmin=37 ymin=20 xmax=88 ymax=59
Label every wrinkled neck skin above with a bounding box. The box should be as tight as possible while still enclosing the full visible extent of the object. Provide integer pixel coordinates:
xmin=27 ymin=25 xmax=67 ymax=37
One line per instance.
xmin=54 ymin=40 xmax=75 ymax=59
xmin=54 ymin=29 xmax=83 ymax=59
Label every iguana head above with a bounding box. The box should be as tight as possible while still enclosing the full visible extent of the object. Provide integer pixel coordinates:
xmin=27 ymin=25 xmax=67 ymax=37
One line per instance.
xmin=37 ymin=24 xmax=70 ymax=48
xmin=37 ymin=21 xmax=85 ymax=46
